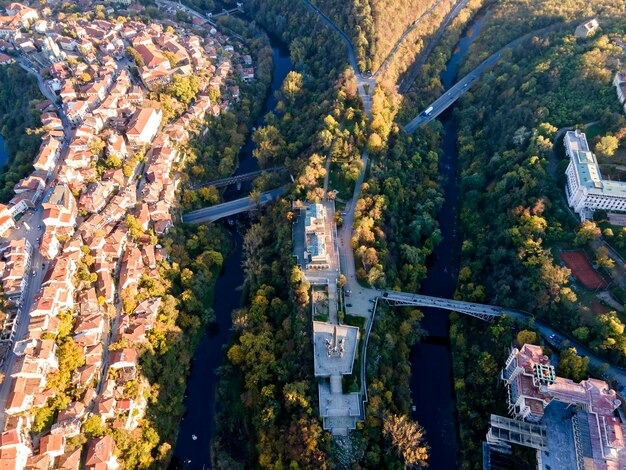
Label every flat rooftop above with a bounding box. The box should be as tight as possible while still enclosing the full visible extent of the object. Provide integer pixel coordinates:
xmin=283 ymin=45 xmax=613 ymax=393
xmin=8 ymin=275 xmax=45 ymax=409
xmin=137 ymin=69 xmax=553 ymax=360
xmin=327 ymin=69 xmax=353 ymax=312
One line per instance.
xmin=313 ymin=321 xmax=358 ymax=377
xmin=566 ymin=130 xmax=626 ymax=197
xmin=539 ymin=400 xmax=579 ymax=470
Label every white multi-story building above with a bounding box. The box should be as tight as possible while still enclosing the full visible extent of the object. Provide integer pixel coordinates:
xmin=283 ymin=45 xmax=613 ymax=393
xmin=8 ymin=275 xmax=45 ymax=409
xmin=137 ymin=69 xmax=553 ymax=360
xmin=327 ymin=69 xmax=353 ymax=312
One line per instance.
xmin=565 ymin=129 xmax=626 ymax=220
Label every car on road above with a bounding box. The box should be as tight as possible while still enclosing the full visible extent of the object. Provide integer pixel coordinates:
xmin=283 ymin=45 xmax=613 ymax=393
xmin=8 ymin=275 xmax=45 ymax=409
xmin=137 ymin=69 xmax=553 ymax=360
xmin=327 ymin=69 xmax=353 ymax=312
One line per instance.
xmin=464 ymin=83 xmax=468 ymax=87
xmin=31 ymin=270 xmax=35 ymax=275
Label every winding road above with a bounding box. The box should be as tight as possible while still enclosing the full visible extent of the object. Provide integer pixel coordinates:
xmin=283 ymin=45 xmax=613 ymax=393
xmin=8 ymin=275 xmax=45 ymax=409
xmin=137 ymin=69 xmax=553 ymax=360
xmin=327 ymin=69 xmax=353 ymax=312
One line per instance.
xmin=301 ymin=0 xmax=375 ymax=117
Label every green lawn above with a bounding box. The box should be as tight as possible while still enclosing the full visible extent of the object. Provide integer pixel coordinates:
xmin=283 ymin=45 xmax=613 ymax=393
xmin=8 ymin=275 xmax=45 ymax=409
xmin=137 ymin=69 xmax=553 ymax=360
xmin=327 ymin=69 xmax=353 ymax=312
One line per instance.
xmin=327 ymin=162 xmax=356 ymax=200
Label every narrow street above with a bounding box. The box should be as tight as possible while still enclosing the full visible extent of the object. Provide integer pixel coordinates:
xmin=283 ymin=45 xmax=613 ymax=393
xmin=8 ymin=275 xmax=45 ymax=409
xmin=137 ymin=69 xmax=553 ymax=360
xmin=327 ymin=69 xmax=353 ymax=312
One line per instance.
xmin=0 ymin=59 xmax=74 ymax=430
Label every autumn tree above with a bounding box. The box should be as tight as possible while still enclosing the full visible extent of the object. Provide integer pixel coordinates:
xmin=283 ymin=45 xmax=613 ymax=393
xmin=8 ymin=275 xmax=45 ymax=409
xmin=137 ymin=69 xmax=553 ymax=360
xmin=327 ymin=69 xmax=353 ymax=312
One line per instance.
xmin=281 ymin=71 xmax=303 ymax=103
xmin=574 ymin=221 xmax=601 ymax=245
xmin=125 ymin=46 xmax=144 ymax=67
xmin=595 ymin=245 xmax=615 ymax=269
xmin=383 ymin=414 xmax=429 ymax=468
xmin=252 ymin=125 xmax=285 ymax=168
xmin=595 ymin=135 xmax=619 ymax=159
xmin=82 ymin=415 xmax=105 ymax=438
xmin=516 ymin=330 xmax=538 ymax=346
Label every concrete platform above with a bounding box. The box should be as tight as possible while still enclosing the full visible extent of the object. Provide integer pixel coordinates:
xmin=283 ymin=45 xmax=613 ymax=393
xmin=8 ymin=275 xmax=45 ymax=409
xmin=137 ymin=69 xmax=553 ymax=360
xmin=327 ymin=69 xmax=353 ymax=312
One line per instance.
xmin=313 ymin=321 xmax=358 ymax=377
xmin=318 ymin=381 xmax=361 ymax=434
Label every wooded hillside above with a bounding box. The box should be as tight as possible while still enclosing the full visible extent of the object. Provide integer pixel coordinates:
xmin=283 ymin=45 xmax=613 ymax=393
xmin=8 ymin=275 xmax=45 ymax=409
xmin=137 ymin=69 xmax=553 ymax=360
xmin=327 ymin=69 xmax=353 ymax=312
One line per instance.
xmin=311 ymin=0 xmax=440 ymax=73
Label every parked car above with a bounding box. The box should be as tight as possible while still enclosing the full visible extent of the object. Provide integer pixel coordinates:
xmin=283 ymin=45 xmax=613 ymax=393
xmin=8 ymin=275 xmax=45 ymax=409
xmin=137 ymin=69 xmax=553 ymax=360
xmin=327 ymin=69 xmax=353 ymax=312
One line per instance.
xmin=346 ymin=303 xmax=352 ymax=307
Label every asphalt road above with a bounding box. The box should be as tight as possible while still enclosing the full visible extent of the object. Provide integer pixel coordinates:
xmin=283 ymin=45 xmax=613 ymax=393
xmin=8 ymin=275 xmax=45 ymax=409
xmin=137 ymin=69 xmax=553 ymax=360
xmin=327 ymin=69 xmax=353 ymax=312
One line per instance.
xmin=0 ymin=208 xmax=47 ymax=430
xmin=182 ymin=188 xmax=285 ymax=224
xmin=404 ymin=24 xmax=562 ymax=133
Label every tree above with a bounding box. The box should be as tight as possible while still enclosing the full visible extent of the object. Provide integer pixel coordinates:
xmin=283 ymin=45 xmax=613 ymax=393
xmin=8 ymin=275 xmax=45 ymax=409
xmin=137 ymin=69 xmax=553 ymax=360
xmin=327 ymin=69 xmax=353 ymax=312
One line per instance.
xmin=83 ymin=415 xmax=105 ymax=438
xmin=516 ymin=329 xmax=537 ymax=346
xmin=281 ymin=71 xmax=303 ymax=103
xmin=574 ymin=221 xmax=601 ymax=245
xmin=252 ymin=125 xmax=285 ymax=168
xmin=126 ymin=214 xmax=144 ymax=241
xmin=166 ymin=74 xmax=200 ymax=105
xmin=557 ymin=347 xmax=589 ymax=382
xmin=595 ymin=245 xmax=615 ymax=269
xmin=163 ymin=51 xmax=178 ymax=68
xmin=125 ymin=46 xmax=144 ymax=67
xmin=595 ymin=135 xmax=619 ymax=159
xmin=383 ymin=414 xmax=429 ymax=467
xmin=572 ymin=326 xmax=589 ymax=341
xmin=88 ymin=137 xmax=105 ymax=157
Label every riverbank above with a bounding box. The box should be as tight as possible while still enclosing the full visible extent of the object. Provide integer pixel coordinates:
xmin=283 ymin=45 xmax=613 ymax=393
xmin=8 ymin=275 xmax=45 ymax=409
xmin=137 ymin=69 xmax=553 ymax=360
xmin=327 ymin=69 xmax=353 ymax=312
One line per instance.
xmin=408 ymin=10 xmax=488 ymax=469
xmin=170 ymin=30 xmax=293 ymax=469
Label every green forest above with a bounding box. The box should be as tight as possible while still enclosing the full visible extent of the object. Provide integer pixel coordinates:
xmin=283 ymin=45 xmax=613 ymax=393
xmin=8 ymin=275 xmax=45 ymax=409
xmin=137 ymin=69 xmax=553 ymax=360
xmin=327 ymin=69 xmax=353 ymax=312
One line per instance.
xmin=0 ymin=65 xmax=43 ymax=202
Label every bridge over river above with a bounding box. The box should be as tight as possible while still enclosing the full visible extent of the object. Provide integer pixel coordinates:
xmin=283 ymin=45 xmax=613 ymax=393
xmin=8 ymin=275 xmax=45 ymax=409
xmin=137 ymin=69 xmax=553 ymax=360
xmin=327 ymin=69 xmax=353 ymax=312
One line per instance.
xmin=404 ymin=24 xmax=562 ymax=133
xmin=191 ymin=167 xmax=286 ymax=190
xmin=182 ymin=188 xmax=284 ymax=224
xmin=380 ymin=290 xmax=515 ymax=321
xmin=373 ymin=290 xmax=626 ymax=388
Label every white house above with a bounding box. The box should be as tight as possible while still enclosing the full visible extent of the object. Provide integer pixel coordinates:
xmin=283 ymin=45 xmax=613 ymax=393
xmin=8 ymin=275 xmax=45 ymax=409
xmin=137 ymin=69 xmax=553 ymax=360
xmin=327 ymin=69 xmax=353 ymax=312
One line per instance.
xmin=575 ymin=18 xmax=599 ymax=38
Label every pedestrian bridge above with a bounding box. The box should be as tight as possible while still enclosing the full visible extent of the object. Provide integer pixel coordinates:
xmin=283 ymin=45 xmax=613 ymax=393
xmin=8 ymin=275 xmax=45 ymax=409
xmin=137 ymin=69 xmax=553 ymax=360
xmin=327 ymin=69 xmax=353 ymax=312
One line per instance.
xmin=381 ymin=290 xmax=515 ymax=321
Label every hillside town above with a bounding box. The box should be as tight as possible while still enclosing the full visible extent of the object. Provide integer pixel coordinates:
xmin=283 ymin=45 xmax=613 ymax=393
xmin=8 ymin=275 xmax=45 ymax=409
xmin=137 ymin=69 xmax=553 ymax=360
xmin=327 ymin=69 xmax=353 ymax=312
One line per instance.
xmin=0 ymin=2 xmax=255 ymax=467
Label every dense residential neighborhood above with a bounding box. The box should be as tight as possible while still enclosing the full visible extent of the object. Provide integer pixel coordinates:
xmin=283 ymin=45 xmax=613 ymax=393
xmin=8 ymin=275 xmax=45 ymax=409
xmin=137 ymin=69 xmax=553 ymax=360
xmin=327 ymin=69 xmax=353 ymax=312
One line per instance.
xmin=0 ymin=2 xmax=254 ymax=467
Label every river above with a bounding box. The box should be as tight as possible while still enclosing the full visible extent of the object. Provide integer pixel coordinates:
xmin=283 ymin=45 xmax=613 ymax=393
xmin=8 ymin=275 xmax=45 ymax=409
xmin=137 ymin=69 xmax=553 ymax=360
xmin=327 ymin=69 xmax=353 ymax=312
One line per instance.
xmin=170 ymin=32 xmax=292 ymax=470
xmin=409 ymin=12 xmax=488 ymax=469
